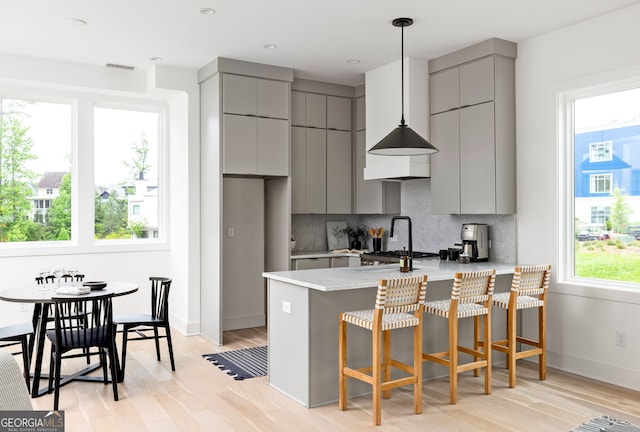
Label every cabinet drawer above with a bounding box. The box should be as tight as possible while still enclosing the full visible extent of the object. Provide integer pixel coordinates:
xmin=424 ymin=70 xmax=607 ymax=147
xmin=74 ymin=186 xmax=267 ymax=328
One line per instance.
xmin=293 ymin=258 xmax=330 ymax=270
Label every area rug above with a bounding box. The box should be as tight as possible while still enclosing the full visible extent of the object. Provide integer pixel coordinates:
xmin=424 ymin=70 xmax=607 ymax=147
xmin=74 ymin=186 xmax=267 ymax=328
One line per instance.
xmin=202 ymin=346 xmax=268 ymax=380
xmin=570 ymin=415 xmax=640 ymax=431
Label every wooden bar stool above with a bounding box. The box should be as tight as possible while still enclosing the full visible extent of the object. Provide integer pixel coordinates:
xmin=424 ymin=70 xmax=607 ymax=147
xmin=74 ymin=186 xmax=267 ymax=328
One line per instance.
xmin=339 ymin=274 xmax=428 ymax=426
xmin=491 ymin=264 xmax=551 ymax=388
xmin=422 ymin=269 xmax=496 ymax=404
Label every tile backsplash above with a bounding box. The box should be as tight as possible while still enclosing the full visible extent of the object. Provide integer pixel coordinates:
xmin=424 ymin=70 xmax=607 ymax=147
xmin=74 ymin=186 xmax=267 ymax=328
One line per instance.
xmin=291 ymin=178 xmax=516 ymax=263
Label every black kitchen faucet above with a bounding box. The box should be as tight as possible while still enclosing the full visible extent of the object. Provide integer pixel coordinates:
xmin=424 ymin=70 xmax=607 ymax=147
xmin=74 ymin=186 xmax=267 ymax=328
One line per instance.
xmin=390 ymin=216 xmax=413 ymax=271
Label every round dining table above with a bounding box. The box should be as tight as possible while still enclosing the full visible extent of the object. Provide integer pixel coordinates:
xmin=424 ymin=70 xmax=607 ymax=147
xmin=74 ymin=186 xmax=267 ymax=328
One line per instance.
xmin=0 ymin=281 xmax=138 ymax=397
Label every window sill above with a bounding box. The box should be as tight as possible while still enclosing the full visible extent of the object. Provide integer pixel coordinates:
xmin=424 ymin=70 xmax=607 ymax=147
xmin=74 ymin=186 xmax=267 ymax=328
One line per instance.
xmin=0 ymin=240 xmax=169 ymax=258
xmin=554 ymin=278 xmax=640 ymax=305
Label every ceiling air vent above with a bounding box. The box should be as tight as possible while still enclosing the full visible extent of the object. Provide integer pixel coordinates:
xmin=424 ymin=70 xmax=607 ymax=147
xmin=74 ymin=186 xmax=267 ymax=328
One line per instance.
xmin=106 ymin=63 xmax=135 ymax=71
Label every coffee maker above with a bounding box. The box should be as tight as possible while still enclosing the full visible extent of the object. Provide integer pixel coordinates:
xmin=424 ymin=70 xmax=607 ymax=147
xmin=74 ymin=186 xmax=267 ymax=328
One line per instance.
xmin=460 ymin=223 xmax=489 ymax=262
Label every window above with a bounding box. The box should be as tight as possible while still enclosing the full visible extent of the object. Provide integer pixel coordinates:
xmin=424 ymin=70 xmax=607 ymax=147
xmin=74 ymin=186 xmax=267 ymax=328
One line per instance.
xmin=0 ymin=98 xmax=72 ymax=242
xmin=0 ymin=88 xmax=166 ymax=253
xmin=589 ymin=173 xmax=612 ymax=193
xmin=564 ymin=85 xmax=640 ymax=286
xmin=591 ymin=206 xmax=611 ymax=224
xmin=94 ymin=106 xmax=160 ymax=241
xmin=589 ymin=141 xmax=612 ymax=162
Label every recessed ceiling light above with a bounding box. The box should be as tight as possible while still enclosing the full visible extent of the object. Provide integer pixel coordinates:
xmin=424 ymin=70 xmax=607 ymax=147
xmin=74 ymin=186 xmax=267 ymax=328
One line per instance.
xmin=263 ymin=44 xmax=277 ymax=49
xmin=150 ymin=57 xmax=163 ymax=62
xmin=68 ymin=18 xmax=87 ymax=26
xmin=199 ymin=8 xmax=215 ymax=15
xmin=347 ymin=59 xmax=360 ymax=64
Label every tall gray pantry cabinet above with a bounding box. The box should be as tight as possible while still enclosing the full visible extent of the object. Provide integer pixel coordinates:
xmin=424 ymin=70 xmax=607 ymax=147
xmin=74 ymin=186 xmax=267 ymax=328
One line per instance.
xmin=199 ymin=58 xmax=293 ymax=344
xmin=429 ymin=38 xmax=517 ymax=215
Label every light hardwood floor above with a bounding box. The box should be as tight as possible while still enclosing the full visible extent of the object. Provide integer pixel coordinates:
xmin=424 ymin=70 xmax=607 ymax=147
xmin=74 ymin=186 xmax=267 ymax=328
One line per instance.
xmin=25 ymin=326 xmax=640 ymax=431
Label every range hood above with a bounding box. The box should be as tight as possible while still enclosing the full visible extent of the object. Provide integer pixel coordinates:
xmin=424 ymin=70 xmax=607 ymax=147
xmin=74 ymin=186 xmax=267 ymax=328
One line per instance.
xmin=364 ymin=57 xmax=431 ymax=180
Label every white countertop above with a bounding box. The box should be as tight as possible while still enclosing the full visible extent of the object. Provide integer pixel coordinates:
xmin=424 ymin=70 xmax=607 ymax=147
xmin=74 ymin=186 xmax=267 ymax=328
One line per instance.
xmin=263 ymin=259 xmax=515 ymax=292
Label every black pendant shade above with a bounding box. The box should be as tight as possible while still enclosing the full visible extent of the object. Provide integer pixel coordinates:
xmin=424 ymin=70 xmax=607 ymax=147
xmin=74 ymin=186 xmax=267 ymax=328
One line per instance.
xmin=368 ymin=17 xmax=438 ymax=156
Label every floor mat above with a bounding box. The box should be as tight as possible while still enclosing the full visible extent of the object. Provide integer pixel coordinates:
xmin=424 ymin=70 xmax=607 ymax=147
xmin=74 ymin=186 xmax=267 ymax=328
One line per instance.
xmin=202 ymin=346 xmax=268 ymax=380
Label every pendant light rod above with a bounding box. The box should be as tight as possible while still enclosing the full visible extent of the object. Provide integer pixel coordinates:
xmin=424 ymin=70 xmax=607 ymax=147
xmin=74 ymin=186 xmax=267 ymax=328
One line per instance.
xmin=393 ymin=18 xmax=412 ymax=127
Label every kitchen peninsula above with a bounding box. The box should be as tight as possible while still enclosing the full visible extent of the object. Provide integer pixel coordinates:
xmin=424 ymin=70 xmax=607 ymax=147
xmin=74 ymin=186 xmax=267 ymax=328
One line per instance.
xmin=263 ymin=259 xmax=515 ymax=407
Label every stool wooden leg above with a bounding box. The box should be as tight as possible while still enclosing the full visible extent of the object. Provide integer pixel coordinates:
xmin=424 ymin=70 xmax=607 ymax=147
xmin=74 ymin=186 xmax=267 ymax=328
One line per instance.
xmin=539 ymin=304 xmax=547 ymax=380
xmin=507 ymin=306 xmax=517 ymax=388
xmin=449 ymin=314 xmax=458 ymax=404
xmin=383 ymin=330 xmax=391 ymax=399
xmin=473 ymin=315 xmax=480 ymax=377
xmin=338 ymin=318 xmax=347 ymax=410
xmin=413 ymin=319 xmax=422 ymax=414
xmin=372 ymin=329 xmax=382 ymax=426
xmin=484 ymin=311 xmax=492 ymax=395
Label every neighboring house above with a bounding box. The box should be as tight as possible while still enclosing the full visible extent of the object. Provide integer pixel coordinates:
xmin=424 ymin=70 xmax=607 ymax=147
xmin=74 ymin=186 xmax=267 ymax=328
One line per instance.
xmin=574 ymin=122 xmax=640 ymax=228
xmin=127 ymin=179 xmax=158 ymax=238
xmin=29 ymin=171 xmax=66 ymax=224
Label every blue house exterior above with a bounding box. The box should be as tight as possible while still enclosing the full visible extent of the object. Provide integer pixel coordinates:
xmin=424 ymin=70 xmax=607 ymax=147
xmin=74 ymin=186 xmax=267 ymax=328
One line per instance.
xmin=575 ymin=123 xmax=640 ymax=225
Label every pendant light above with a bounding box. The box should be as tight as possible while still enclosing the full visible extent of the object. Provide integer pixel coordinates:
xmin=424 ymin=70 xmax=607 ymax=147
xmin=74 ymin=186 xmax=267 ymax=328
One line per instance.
xmin=368 ymin=18 xmax=438 ymax=156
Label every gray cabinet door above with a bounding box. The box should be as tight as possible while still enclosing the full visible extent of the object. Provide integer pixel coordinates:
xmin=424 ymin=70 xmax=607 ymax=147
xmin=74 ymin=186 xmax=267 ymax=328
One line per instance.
xmin=305 ymin=128 xmax=327 ymax=213
xmin=291 ymin=91 xmax=305 ymax=126
xmin=306 ymin=93 xmax=327 ymax=129
xmin=258 ymin=79 xmax=289 ymax=120
xmin=223 ymin=114 xmax=258 ymax=174
xmin=460 ymin=102 xmax=495 ymax=214
xmin=222 ymin=74 xmax=257 ymax=115
xmin=460 ymin=56 xmax=494 ymax=108
xmin=327 ymin=96 xmax=352 ymax=131
xmin=326 ymin=130 xmax=352 ymax=214
xmin=430 ymin=67 xmax=459 ymax=115
xmin=355 ymin=96 xmax=365 ymax=131
xmin=430 ymin=110 xmax=461 ymax=214
xmin=291 ymin=127 xmax=307 ymax=214
xmin=257 ymin=118 xmax=289 ymax=176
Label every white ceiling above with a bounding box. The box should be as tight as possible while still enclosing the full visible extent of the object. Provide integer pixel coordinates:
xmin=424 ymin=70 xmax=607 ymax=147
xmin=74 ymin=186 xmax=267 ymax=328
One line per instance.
xmin=1 ymin=0 xmax=639 ymax=87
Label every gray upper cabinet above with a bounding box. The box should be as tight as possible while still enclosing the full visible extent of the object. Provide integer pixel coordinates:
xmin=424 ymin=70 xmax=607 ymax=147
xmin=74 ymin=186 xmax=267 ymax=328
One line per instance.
xmin=223 ymin=115 xmax=288 ymax=176
xmin=355 ymin=96 xmax=365 ymax=131
xmin=291 ymin=87 xmax=353 ymax=214
xmin=223 ymin=74 xmax=288 ymax=119
xmin=326 ymin=130 xmax=352 ymax=214
xmin=459 ymin=56 xmax=494 ymax=107
xmin=429 ymin=38 xmax=516 ymax=215
xmin=222 ymin=74 xmax=257 ymax=115
xmin=327 ymin=96 xmax=352 ymax=131
xmin=291 ymin=127 xmax=327 ymax=214
xmin=430 ymin=67 xmax=459 ymax=115
xmin=257 ymin=79 xmax=289 ymax=119
xmin=222 ymin=73 xmax=289 ymax=176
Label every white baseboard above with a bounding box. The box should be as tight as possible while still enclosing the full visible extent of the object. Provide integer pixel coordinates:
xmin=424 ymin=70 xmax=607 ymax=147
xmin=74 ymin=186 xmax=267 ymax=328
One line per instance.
xmin=548 ymin=350 xmax=640 ymax=392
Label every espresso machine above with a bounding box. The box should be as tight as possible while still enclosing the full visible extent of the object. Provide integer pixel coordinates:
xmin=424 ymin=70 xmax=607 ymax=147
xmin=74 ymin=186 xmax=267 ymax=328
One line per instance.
xmin=460 ymin=223 xmax=489 ymax=262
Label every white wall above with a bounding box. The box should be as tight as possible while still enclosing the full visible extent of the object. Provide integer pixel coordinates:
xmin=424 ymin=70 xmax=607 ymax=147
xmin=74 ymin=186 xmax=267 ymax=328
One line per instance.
xmin=517 ymin=3 xmax=640 ymax=390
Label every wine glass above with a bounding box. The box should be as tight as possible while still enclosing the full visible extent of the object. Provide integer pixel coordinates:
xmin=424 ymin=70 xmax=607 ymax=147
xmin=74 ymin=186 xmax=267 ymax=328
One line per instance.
xmin=38 ymin=268 xmax=51 ymax=291
xmin=52 ymin=267 xmax=64 ymax=288
xmin=67 ymin=266 xmax=79 ymax=286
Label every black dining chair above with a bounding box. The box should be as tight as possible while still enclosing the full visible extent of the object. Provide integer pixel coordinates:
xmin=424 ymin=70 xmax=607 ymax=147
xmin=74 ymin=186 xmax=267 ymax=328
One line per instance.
xmin=113 ymin=277 xmax=175 ymax=376
xmin=0 ymin=321 xmax=35 ymax=391
xmin=47 ymin=293 xmax=119 ymax=410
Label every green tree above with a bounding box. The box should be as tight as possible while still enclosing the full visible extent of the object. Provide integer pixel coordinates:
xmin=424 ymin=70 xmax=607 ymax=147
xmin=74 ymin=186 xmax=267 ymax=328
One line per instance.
xmin=95 ymin=189 xmax=128 ymax=239
xmin=0 ymin=99 xmax=37 ymax=241
xmin=609 ymin=186 xmax=632 ymax=234
xmin=123 ymin=133 xmax=151 ymax=181
xmin=47 ymin=173 xmax=72 ymax=240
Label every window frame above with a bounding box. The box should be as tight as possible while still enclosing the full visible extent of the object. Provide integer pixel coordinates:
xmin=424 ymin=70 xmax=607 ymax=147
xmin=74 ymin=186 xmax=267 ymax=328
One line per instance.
xmin=0 ymin=85 xmax=169 ymax=257
xmin=589 ymin=140 xmax=613 ymax=163
xmin=558 ymin=76 xmax=640 ymax=293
